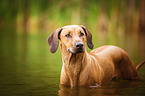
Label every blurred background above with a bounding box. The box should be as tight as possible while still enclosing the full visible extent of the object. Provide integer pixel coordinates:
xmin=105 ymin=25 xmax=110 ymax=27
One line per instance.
xmin=0 ymin=0 xmax=145 ymax=62
xmin=0 ymin=0 xmax=145 ymax=95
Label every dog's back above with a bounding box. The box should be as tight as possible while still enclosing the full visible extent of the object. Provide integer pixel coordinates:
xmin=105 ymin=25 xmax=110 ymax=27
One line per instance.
xmin=47 ymin=25 xmax=143 ymax=87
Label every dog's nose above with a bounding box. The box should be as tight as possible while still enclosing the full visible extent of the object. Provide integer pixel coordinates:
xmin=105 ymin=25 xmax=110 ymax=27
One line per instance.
xmin=75 ymin=42 xmax=84 ymax=48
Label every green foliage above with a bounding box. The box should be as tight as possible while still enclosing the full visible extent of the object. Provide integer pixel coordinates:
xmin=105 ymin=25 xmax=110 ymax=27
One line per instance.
xmin=0 ymin=0 xmax=142 ymax=30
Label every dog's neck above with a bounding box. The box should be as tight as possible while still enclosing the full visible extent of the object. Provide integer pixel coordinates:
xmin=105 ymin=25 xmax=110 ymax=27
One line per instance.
xmin=60 ymin=43 xmax=88 ymax=87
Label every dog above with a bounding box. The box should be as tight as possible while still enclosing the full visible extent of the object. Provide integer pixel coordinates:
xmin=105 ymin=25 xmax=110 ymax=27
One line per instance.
xmin=47 ymin=25 xmax=145 ymax=87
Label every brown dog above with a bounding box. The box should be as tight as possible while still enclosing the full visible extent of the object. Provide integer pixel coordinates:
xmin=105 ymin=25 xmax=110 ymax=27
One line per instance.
xmin=47 ymin=25 xmax=145 ymax=87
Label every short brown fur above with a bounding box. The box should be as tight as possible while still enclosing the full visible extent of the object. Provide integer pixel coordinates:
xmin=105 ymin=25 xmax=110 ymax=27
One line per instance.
xmin=47 ymin=25 xmax=143 ymax=87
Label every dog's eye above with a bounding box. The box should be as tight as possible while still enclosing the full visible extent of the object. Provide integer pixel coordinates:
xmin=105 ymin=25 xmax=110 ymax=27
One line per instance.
xmin=80 ymin=32 xmax=84 ymax=36
xmin=65 ymin=34 xmax=71 ymax=37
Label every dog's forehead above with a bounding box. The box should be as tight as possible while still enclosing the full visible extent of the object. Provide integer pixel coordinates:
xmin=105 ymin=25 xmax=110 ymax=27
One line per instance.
xmin=62 ymin=25 xmax=80 ymax=28
xmin=62 ymin=25 xmax=83 ymax=33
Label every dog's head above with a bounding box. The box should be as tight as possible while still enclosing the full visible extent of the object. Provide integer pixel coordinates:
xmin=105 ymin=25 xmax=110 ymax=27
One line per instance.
xmin=47 ymin=25 xmax=93 ymax=54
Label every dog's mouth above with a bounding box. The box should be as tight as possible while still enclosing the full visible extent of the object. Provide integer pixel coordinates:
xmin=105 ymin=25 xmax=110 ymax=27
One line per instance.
xmin=76 ymin=48 xmax=84 ymax=53
xmin=68 ymin=48 xmax=84 ymax=54
xmin=68 ymin=49 xmax=73 ymax=53
xmin=67 ymin=42 xmax=85 ymax=54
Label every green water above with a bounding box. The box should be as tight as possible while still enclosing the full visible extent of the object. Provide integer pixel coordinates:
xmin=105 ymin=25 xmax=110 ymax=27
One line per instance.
xmin=0 ymin=29 xmax=145 ymax=96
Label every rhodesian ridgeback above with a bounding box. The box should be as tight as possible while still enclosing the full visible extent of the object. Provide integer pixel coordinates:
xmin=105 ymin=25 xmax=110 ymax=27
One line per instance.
xmin=47 ymin=25 xmax=145 ymax=87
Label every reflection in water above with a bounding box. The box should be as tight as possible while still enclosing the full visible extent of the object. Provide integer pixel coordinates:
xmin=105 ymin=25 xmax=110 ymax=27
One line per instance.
xmin=58 ymin=80 xmax=145 ymax=96
xmin=0 ymin=31 xmax=61 ymax=95
xmin=0 ymin=29 xmax=145 ymax=95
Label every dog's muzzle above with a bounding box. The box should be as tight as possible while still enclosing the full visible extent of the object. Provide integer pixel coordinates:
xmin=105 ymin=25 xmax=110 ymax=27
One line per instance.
xmin=75 ymin=42 xmax=84 ymax=53
xmin=67 ymin=42 xmax=84 ymax=53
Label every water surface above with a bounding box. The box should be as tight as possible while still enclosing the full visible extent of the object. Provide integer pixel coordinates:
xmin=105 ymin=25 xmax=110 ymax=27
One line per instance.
xmin=0 ymin=29 xmax=145 ymax=96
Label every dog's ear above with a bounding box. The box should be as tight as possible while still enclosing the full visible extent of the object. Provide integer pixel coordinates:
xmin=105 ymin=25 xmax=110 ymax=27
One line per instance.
xmin=81 ymin=25 xmax=94 ymax=49
xmin=47 ymin=28 xmax=62 ymax=53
